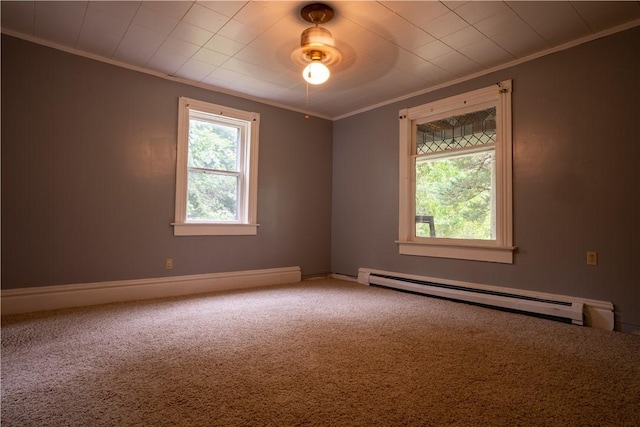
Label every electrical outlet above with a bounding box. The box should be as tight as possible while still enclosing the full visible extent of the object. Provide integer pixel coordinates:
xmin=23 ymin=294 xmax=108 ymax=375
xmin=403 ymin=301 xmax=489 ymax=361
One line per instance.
xmin=586 ymin=251 xmax=598 ymax=266
xmin=165 ymin=258 xmax=174 ymax=270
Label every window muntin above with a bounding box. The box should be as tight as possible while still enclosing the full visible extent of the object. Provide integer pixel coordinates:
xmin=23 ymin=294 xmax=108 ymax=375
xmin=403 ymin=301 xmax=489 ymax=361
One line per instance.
xmin=174 ymin=97 xmax=259 ymax=236
xmin=398 ymin=81 xmax=513 ymax=263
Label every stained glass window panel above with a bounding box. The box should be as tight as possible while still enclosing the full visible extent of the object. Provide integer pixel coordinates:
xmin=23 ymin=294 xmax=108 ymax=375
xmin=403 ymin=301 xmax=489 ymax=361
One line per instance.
xmin=417 ymin=107 xmax=496 ymax=155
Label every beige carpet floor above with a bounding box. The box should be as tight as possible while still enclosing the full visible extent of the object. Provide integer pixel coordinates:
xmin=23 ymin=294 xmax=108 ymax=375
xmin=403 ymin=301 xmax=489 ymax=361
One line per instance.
xmin=2 ymin=278 xmax=639 ymax=426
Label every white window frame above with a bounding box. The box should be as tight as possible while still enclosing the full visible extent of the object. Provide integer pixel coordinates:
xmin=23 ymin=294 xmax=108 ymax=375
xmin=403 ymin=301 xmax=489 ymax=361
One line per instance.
xmin=173 ymin=97 xmax=259 ymax=236
xmin=398 ymin=80 xmax=514 ymax=263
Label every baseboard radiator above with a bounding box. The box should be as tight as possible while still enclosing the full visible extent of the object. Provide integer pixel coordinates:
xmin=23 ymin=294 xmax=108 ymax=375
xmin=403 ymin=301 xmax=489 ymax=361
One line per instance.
xmin=357 ymin=268 xmax=615 ymax=330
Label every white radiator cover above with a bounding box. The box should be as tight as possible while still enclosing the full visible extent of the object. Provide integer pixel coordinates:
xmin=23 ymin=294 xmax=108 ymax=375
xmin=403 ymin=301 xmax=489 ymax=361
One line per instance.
xmin=358 ymin=268 xmax=614 ymax=331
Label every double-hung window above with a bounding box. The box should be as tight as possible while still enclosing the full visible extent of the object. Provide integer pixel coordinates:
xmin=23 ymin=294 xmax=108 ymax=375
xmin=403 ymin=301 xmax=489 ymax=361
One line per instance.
xmin=398 ymin=80 xmax=514 ymax=263
xmin=173 ymin=97 xmax=259 ymax=236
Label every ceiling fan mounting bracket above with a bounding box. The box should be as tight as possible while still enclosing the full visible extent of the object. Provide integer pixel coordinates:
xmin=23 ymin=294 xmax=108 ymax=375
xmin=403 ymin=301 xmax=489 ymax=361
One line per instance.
xmin=301 ymin=3 xmax=334 ymax=25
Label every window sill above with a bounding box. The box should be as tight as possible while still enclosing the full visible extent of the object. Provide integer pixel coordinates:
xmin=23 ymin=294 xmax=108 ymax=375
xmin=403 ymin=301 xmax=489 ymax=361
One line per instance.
xmin=397 ymin=240 xmax=515 ymax=264
xmin=173 ymin=223 xmax=258 ymax=236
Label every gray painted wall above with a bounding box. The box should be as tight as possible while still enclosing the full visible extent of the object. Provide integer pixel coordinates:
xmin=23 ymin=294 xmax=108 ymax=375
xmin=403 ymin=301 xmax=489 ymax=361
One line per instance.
xmin=332 ymin=26 xmax=640 ymax=332
xmin=2 ymin=27 xmax=639 ymax=332
xmin=1 ymin=35 xmax=333 ymax=287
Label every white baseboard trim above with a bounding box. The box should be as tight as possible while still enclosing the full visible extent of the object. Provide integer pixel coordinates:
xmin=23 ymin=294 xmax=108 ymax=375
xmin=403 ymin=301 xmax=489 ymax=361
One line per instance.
xmin=331 ymin=273 xmax=359 ymax=283
xmin=358 ymin=268 xmax=615 ymax=331
xmin=1 ymin=266 xmax=302 ymax=315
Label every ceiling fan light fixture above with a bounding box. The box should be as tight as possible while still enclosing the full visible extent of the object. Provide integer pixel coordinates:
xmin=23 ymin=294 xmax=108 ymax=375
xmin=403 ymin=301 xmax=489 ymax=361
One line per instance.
xmin=294 ymin=3 xmax=339 ymax=86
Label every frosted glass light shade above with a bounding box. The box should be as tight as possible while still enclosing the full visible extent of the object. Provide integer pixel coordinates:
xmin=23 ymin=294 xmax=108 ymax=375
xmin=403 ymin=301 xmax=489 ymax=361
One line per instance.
xmin=303 ymin=61 xmax=330 ymax=85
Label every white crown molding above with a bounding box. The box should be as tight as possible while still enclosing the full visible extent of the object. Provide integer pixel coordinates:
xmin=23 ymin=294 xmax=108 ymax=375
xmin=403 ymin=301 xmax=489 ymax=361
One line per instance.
xmin=2 ymin=18 xmax=639 ymax=121
xmin=333 ymin=19 xmax=640 ymax=121
xmin=0 ymin=28 xmax=333 ymax=121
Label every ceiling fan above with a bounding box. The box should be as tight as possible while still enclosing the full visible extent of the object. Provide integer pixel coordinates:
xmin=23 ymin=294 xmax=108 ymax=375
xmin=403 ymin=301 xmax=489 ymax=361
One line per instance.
xmin=292 ymin=3 xmax=341 ymax=85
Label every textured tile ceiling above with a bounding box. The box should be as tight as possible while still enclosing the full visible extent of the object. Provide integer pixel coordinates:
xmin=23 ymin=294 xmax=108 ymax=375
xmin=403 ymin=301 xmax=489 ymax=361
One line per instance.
xmin=2 ymin=1 xmax=639 ymax=119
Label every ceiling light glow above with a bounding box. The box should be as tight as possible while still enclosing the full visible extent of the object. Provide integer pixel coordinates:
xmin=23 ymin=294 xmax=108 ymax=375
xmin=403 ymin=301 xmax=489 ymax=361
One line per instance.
xmin=303 ymin=60 xmax=330 ymax=85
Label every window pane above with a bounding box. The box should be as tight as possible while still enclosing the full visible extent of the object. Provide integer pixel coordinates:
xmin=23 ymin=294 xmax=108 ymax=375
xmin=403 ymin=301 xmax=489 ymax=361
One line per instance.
xmin=187 ymin=170 xmax=238 ymax=221
xmin=415 ymin=151 xmax=495 ymax=240
xmin=417 ymin=107 xmax=496 ymax=155
xmin=188 ymin=119 xmax=239 ymax=171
